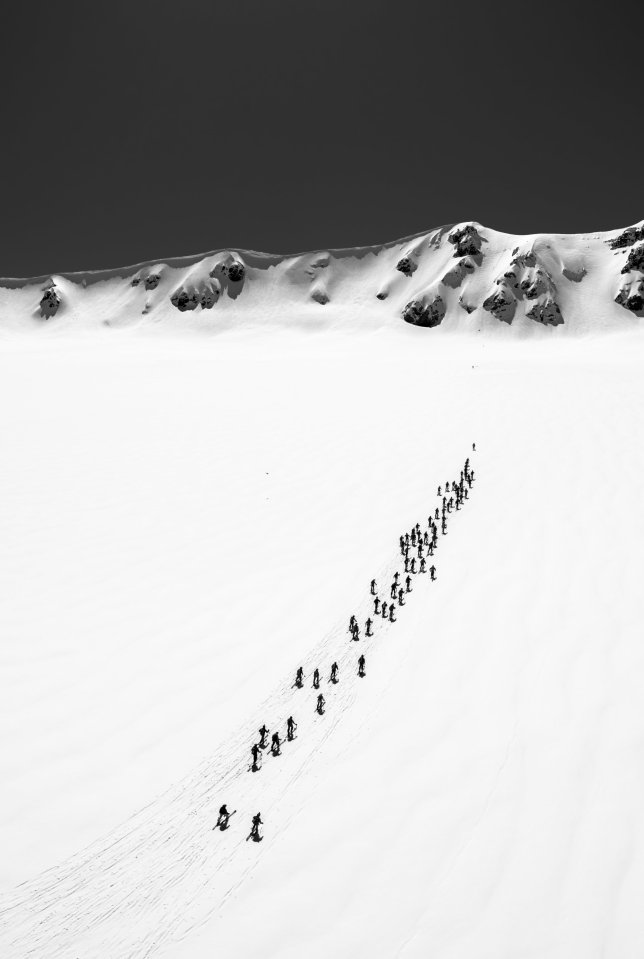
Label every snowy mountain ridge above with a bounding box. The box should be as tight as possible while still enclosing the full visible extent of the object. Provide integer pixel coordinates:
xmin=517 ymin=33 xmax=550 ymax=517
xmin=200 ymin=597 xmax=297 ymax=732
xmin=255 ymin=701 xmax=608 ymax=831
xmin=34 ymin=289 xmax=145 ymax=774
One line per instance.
xmin=1 ymin=220 xmax=644 ymax=333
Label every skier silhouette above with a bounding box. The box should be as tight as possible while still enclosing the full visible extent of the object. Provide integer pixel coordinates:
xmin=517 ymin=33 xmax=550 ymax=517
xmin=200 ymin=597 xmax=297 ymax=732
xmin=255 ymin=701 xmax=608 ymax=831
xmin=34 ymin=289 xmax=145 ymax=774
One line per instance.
xmin=398 ymin=588 xmax=405 ymax=605
xmin=295 ymin=667 xmax=304 ymax=688
xmin=472 ymin=442 xmax=476 ymax=451
xmin=215 ymin=804 xmax=233 ymax=830
xmin=430 ymin=565 xmax=436 ymax=580
xmin=365 ymin=617 xmax=373 ymax=637
xmin=370 ymin=578 xmax=377 ymax=595
xmin=358 ymin=654 xmax=366 ymax=677
xmin=313 ymin=668 xmax=320 ymax=689
xmin=330 ymin=662 xmax=339 ymax=684
xmin=271 ymin=732 xmax=281 ymax=756
xmin=381 ymin=601 xmax=388 ymax=618
xmin=404 ymin=557 xmax=410 ymax=573
xmin=251 ymin=743 xmax=261 ymax=772
xmin=410 ymin=558 xmax=416 ymax=574
xmin=258 ymin=725 xmax=269 ymax=749
xmin=405 ymin=574 xmax=412 ymax=592
xmin=389 ymin=605 xmax=396 ymax=623
xmin=374 ymin=596 xmax=381 ymax=615
xmin=393 ymin=570 xmax=400 ymax=584
xmin=420 ymin=557 xmax=427 ymax=573
xmin=349 ymin=615 xmax=357 ymax=634
xmin=248 ymin=813 xmax=263 ymax=842
xmin=287 ymin=716 xmax=297 ymax=741
xmin=316 ymin=693 xmax=326 ymax=715
xmin=390 ymin=582 xmax=397 ymax=599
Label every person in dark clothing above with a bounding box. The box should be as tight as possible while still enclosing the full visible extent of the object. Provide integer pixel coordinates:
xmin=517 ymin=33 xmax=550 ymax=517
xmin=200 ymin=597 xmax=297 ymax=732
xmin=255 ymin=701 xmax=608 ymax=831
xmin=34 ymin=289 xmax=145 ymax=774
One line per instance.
xmin=330 ymin=662 xmax=339 ymax=684
xmin=316 ymin=693 xmax=325 ymax=715
xmin=370 ymin=578 xmax=377 ymax=595
xmin=374 ymin=596 xmax=381 ymax=615
xmin=313 ymin=668 xmax=320 ymax=689
xmin=472 ymin=442 xmax=476 ymax=451
xmin=215 ymin=804 xmax=233 ymax=830
xmin=437 ymin=486 xmax=441 ymax=496
xmin=365 ymin=617 xmax=373 ymax=637
xmin=405 ymin=574 xmax=412 ymax=592
xmin=428 ymin=541 xmax=434 ymax=556
xmin=271 ymin=732 xmax=281 ymax=756
xmin=435 ymin=507 xmax=440 ymax=520
xmin=420 ymin=557 xmax=427 ymax=573
xmin=389 ymin=605 xmax=396 ymax=622
xmin=390 ymin=582 xmax=397 ymax=600
xmin=248 ymin=812 xmax=263 ymax=842
xmin=349 ymin=615 xmax=357 ymax=634
xmin=393 ymin=570 xmax=400 ymax=584
xmin=251 ymin=743 xmax=261 ymax=772
xmin=295 ymin=667 xmax=304 ymax=688
xmin=398 ymin=588 xmax=405 ymax=605
xmin=430 ymin=565 xmax=436 ymax=580
xmin=404 ymin=557 xmax=410 ymax=573
xmin=358 ymin=654 xmax=366 ymax=677
xmin=351 ymin=623 xmax=360 ymax=642
xmin=410 ymin=558 xmax=416 ymax=574
xmin=381 ymin=601 xmax=388 ymax=618
xmin=287 ymin=716 xmax=297 ymax=741
xmin=258 ymin=725 xmax=269 ymax=748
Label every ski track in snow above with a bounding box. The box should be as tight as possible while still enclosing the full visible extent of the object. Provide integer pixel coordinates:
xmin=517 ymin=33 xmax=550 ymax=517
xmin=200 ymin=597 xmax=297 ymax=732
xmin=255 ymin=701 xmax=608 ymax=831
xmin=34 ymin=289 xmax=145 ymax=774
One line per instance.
xmin=0 ymin=461 xmax=475 ymax=959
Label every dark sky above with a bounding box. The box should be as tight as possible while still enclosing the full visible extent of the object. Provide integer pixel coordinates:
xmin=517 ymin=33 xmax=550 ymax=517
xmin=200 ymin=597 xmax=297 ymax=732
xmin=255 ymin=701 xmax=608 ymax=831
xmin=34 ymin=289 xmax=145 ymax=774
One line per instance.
xmin=1 ymin=0 xmax=641 ymax=276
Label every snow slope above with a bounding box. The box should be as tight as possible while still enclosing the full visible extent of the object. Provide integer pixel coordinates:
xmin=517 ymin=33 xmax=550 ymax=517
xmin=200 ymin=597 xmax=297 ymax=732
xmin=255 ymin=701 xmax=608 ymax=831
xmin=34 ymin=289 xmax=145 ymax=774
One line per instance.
xmin=2 ymin=223 xmax=644 ymax=958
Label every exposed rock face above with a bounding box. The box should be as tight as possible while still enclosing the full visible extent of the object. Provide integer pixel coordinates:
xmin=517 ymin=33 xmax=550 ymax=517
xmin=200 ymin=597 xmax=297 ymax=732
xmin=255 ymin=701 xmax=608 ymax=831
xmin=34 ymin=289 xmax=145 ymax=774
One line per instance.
xmin=562 ymin=266 xmax=587 ymax=283
xmin=609 ymin=225 xmax=644 ymax=250
xmin=131 ymin=277 xmax=140 ymax=287
xmin=442 ymin=256 xmax=477 ymax=288
xmin=402 ymin=296 xmax=446 ymax=328
xmin=225 ymin=262 xmax=245 ymax=283
xmin=482 ymin=285 xmax=516 ymax=323
xmin=39 ymin=286 xmax=61 ymax=318
xmin=170 ymin=289 xmax=200 ymax=312
xmin=448 ymin=224 xmax=483 ymax=258
xmin=311 ymin=289 xmax=329 ymax=305
xmin=615 ymin=276 xmax=644 ymax=314
xmin=621 ymin=243 xmax=644 ymax=274
xmin=144 ymin=273 xmax=161 ymax=291
xmin=200 ymin=288 xmax=218 ymax=309
xmin=376 ymin=291 xmax=388 ymax=301
xmin=396 ymin=256 xmax=417 ymax=277
xmin=526 ymin=298 xmax=564 ymax=326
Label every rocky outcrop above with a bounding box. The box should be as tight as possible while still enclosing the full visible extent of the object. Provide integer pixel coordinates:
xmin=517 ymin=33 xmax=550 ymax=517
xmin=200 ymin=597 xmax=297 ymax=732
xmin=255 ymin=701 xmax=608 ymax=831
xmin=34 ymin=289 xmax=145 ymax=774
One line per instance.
xmin=615 ymin=276 xmax=644 ymax=314
xmin=402 ymin=295 xmax=446 ymax=328
xmin=526 ymin=298 xmax=564 ymax=326
xmin=448 ymin=224 xmax=483 ymax=258
xmin=442 ymin=256 xmax=477 ymax=288
xmin=170 ymin=289 xmax=200 ymax=312
xmin=396 ymin=256 xmax=417 ymax=277
xmin=609 ymin=225 xmax=644 ymax=250
xmin=144 ymin=273 xmax=161 ymax=290
xmin=482 ymin=285 xmax=516 ymax=323
xmin=621 ymin=243 xmax=644 ymax=274
xmin=39 ymin=286 xmax=61 ymax=318
xmin=311 ymin=289 xmax=329 ymax=305
xmin=224 ymin=262 xmax=245 ymax=283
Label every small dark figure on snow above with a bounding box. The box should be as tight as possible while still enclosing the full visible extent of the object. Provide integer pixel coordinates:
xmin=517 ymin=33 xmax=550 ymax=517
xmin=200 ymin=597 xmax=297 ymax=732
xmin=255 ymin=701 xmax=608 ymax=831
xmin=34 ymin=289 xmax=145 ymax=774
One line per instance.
xmin=248 ymin=812 xmax=263 ymax=842
xmin=430 ymin=565 xmax=436 ymax=581
xmin=435 ymin=507 xmax=440 ymax=520
xmin=410 ymin=558 xmax=416 ymax=574
xmin=382 ymin=601 xmax=388 ymax=618
xmin=437 ymin=486 xmax=441 ymax=496
xmin=351 ymin=624 xmax=360 ymax=642
xmin=365 ymin=617 xmax=373 ymax=637
xmin=404 ymin=557 xmax=410 ymax=572
xmin=316 ymin=693 xmax=325 ymax=715
xmin=472 ymin=442 xmax=476 ymax=451
xmin=216 ymin=804 xmax=232 ymax=830
xmin=398 ymin=588 xmax=405 ymax=606
xmin=389 ymin=605 xmax=396 ymax=623
xmin=313 ymin=668 xmax=320 ymax=689
xmin=258 ymin=725 xmax=269 ymax=748
xmin=420 ymin=557 xmax=426 ymax=573
xmin=251 ymin=743 xmax=261 ymax=772
xmin=390 ymin=582 xmax=397 ymax=599
xmin=349 ymin=615 xmax=357 ymax=634
xmin=358 ymin=654 xmax=366 ymax=677
xmin=374 ymin=596 xmax=381 ymax=615
xmin=370 ymin=578 xmax=377 ymax=595
xmin=411 ymin=530 xmax=416 ymax=546
xmin=271 ymin=732 xmax=281 ymax=756
xmin=405 ymin=575 xmax=412 ymax=592
xmin=295 ymin=667 xmax=304 ymax=688
xmin=393 ymin=570 xmax=400 ymax=584
xmin=287 ymin=716 xmax=297 ymax=741
xmin=418 ymin=544 xmax=423 ymax=558
xmin=330 ymin=662 xmax=339 ymax=684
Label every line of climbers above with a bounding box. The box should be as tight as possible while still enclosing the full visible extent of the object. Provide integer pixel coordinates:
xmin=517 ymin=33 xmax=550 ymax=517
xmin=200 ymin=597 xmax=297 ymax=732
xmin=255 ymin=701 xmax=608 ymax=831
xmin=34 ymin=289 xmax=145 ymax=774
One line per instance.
xmin=215 ymin=445 xmax=476 ymax=843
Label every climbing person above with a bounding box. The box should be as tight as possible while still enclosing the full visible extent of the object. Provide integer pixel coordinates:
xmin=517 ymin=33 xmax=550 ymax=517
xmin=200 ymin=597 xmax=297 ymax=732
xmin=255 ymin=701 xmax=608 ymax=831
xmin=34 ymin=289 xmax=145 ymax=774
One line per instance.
xmin=437 ymin=486 xmax=441 ymax=496
xmin=313 ymin=668 xmax=320 ymax=689
xmin=411 ymin=529 xmax=416 ymax=546
xmin=420 ymin=557 xmax=427 ymax=573
xmin=418 ymin=543 xmax=423 ymax=558
xmin=295 ymin=667 xmax=304 ymax=688
xmin=389 ymin=604 xmax=396 ymax=622
xmin=428 ymin=541 xmax=434 ymax=556
xmin=381 ymin=601 xmax=388 ymax=618
xmin=271 ymin=732 xmax=281 ymax=756
xmin=393 ymin=570 xmax=400 ymax=584
xmin=390 ymin=582 xmax=397 ymax=600
xmin=349 ymin=615 xmax=357 ymax=634
xmin=405 ymin=574 xmax=412 ymax=592
xmin=247 ymin=812 xmax=263 ymax=842
xmin=258 ymin=724 xmax=269 ymax=749
xmin=370 ymin=578 xmax=377 ymax=595
xmin=374 ymin=595 xmax=381 ymax=615
xmin=472 ymin=442 xmax=476 ymax=451
xmin=430 ymin=565 xmax=436 ymax=580
xmin=423 ymin=531 xmax=429 ymax=545
xmin=358 ymin=654 xmax=366 ymax=677
xmin=410 ymin=558 xmax=416 ymax=574
xmin=287 ymin=715 xmax=297 ymax=741
xmin=251 ymin=743 xmax=261 ymax=772
xmin=330 ymin=661 xmax=339 ymax=684
xmin=365 ymin=617 xmax=373 ymax=636
xmin=404 ymin=557 xmax=410 ymax=573
xmin=352 ymin=623 xmax=360 ymax=641
xmin=316 ymin=693 xmax=325 ymax=715
xmin=435 ymin=507 xmax=440 ymax=520
xmin=398 ymin=588 xmax=405 ymax=605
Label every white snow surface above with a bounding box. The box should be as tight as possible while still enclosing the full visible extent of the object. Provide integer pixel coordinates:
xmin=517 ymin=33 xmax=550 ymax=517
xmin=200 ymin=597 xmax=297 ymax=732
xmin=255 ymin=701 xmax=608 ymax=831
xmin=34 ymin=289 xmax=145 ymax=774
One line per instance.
xmin=2 ymin=222 xmax=644 ymax=958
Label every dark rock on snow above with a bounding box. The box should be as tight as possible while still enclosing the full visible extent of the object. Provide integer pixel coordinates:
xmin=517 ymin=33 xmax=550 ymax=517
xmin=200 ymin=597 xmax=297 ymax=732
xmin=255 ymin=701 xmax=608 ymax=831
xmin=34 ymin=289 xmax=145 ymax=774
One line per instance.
xmin=39 ymin=286 xmax=61 ymax=318
xmin=620 ymin=243 xmax=644 ymax=274
xmin=396 ymin=257 xmax=417 ymax=277
xmin=526 ymin=299 xmax=564 ymax=326
xmin=402 ymin=296 xmax=446 ymax=328
xmin=311 ymin=289 xmax=329 ymax=305
xmin=448 ymin=224 xmax=483 ymax=258
xmin=482 ymin=286 xmax=516 ymax=323
xmin=144 ymin=273 xmax=161 ymax=290
xmin=225 ymin=262 xmax=245 ymax=283
xmin=609 ymin=225 xmax=644 ymax=250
